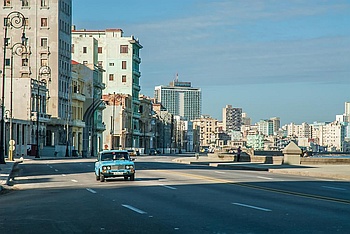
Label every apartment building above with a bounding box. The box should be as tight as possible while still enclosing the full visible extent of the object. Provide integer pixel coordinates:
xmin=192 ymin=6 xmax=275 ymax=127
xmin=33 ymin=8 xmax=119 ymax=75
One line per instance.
xmin=0 ymin=0 xmax=72 ymax=156
xmin=72 ymin=28 xmax=142 ymax=149
xmin=222 ymin=105 xmax=242 ymax=132
xmin=154 ymin=77 xmax=201 ymax=121
xmin=192 ymin=115 xmax=218 ymax=149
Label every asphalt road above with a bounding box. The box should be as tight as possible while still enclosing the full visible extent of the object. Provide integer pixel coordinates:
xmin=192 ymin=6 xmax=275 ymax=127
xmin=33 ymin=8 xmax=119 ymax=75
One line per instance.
xmin=0 ymin=156 xmax=349 ymax=233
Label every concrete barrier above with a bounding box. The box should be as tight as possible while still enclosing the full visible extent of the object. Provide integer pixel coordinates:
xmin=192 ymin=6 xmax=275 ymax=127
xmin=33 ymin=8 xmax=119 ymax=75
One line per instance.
xmin=301 ymin=158 xmax=350 ymax=165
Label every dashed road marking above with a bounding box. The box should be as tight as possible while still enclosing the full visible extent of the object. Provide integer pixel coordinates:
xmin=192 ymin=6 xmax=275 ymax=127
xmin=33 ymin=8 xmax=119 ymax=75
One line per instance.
xmin=71 ymin=179 xmax=78 ymax=183
xmin=122 ymin=204 xmax=147 ymax=214
xmin=322 ymin=186 xmax=346 ymax=191
xmin=232 ymin=202 xmax=271 ymax=212
xmin=86 ymin=188 xmax=97 ymax=194
xmin=159 ymin=184 xmax=177 ymax=190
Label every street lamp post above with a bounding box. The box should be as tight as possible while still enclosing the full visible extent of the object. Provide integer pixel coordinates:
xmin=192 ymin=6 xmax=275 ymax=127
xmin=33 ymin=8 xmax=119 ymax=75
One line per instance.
xmin=36 ymin=66 xmax=51 ymax=158
xmin=1 ymin=11 xmax=26 ymax=164
xmin=7 ymin=42 xmax=28 ymax=161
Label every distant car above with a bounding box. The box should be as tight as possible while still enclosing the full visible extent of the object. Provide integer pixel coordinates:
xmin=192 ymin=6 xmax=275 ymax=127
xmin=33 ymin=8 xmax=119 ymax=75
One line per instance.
xmin=149 ymin=149 xmax=157 ymax=155
xmin=127 ymin=149 xmax=139 ymax=157
xmin=95 ymin=150 xmax=135 ymax=182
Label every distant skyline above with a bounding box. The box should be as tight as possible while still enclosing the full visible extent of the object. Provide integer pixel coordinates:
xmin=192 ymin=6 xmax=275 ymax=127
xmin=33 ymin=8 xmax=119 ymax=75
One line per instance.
xmin=72 ymin=0 xmax=350 ymax=125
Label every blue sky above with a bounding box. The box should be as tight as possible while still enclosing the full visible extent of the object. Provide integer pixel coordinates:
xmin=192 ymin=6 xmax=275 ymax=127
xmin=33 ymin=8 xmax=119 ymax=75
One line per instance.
xmin=73 ymin=0 xmax=350 ymax=125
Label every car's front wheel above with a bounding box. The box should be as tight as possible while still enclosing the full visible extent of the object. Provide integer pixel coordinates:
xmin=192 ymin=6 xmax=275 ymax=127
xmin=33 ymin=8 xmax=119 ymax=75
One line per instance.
xmin=100 ymin=173 xmax=105 ymax=182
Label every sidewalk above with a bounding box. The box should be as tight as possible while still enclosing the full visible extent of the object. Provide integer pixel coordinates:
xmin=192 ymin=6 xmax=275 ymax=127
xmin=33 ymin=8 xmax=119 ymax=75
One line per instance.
xmin=0 ymin=155 xmax=86 ymax=192
xmin=173 ymin=156 xmax=350 ymax=181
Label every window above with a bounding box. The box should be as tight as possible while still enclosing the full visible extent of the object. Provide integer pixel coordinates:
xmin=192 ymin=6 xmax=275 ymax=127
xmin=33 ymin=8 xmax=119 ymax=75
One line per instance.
xmin=22 ymin=58 xmax=28 ymax=66
xmin=41 ymin=18 xmax=48 ymax=27
xmin=4 ymin=0 xmax=11 ymax=7
xmin=41 ymin=0 xmax=47 ymax=7
xmin=5 ymin=59 xmax=10 ymax=66
xmin=98 ymin=61 xmax=103 ymax=67
xmin=83 ymin=61 xmax=88 ymax=65
xmin=98 ymin=47 xmax=102 ymax=53
xmin=122 ymin=75 xmax=126 ymax=83
xmin=109 ymin=63 xmax=114 ymax=66
xmin=83 ymin=47 xmax=87 ymax=53
xmin=41 ymin=59 xmax=48 ymax=66
xmin=109 ymin=74 xmax=114 ymax=81
xmin=71 ymin=44 xmax=74 ymax=53
xmin=122 ymin=61 xmax=127 ymax=69
xmin=120 ymin=45 xmax=128 ymax=53
xmin=40 ymin=38 xmax=48 ymax=48
xmin=22 ymin=0 xmax=29 ymax=7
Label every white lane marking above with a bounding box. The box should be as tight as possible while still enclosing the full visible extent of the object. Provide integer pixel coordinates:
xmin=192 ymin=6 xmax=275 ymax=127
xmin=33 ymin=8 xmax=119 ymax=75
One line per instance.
xmin=62 ymin=174 xmax=66 ymax=177
xmin=122 ymin=204 xmax=147 ymax=214
xmin=87 ymin=165 xmax=91 ymax=167
xmin=257 ymin=176 xmax=273 ymax=180
xmin=322 ymin=186 xmax=346 ymax=191
xmin=232 ymin=203 xmax=271 ymax=212
xmin=55 ymin=169 xmax=58 ymax=172
xmin=71 ymin=179 xmax=78 ymax=183
xmin=215 ymin=171 xmax=225 ymax=174
xmin=86 ymin=188 xmax=97 ymax=194
xmin=159 ymin=184 xmax=177 ymax=190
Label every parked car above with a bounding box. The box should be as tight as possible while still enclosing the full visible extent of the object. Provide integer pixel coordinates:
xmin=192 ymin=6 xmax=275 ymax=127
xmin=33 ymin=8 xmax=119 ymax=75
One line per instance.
xmin=127 ymin=149 xmax=140 ymax=156
xmin=95 ymin=150 xmax=135 ymax=182
xmin=149 ymin=149 xmax=157 ymax=155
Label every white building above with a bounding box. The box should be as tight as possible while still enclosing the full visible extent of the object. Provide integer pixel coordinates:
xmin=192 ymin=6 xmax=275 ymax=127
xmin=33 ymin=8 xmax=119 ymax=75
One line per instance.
xmin=320 ymin=121 xmax=344 ymax=151
xmin=154 ymin=77 xmax=201 ymax=121
xmin=72 ymin=28 xmax=142 ymax=149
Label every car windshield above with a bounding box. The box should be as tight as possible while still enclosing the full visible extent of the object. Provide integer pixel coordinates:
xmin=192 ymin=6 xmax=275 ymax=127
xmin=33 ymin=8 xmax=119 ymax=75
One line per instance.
xmin=101 ymin=152 xmax=130 ymax=161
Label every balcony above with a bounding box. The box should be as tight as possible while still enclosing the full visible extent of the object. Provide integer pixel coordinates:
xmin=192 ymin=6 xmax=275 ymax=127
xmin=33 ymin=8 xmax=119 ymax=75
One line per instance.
xmin=132 ymin=70 xmax=141 ymax=77
xmin=39 ymin=46 xmax=50 ymax=55
xmin=133 ymin=54 xmax=141 ymax=63
xmin=97 ymin=101 xmax=106 ymax=110
xmin=71 ymin=92 xmax=86 ymax=102
xmin=72 ymin=119 xmax=85 ymax=128
xmin=94 ymin=81 xmax=106 ymax=90
xmin=31 ymin=112 xmax=51 ymax=123
xmin=95 ymin=122 xmax=106 ymax=131
xmin=20 ymin=66 xmax=31 ymax=75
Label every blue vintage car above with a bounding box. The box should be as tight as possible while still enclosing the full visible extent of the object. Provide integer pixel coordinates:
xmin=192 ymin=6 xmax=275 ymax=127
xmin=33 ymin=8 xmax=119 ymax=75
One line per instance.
xmin=95 ymin=150 xmax=135 ymax=182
